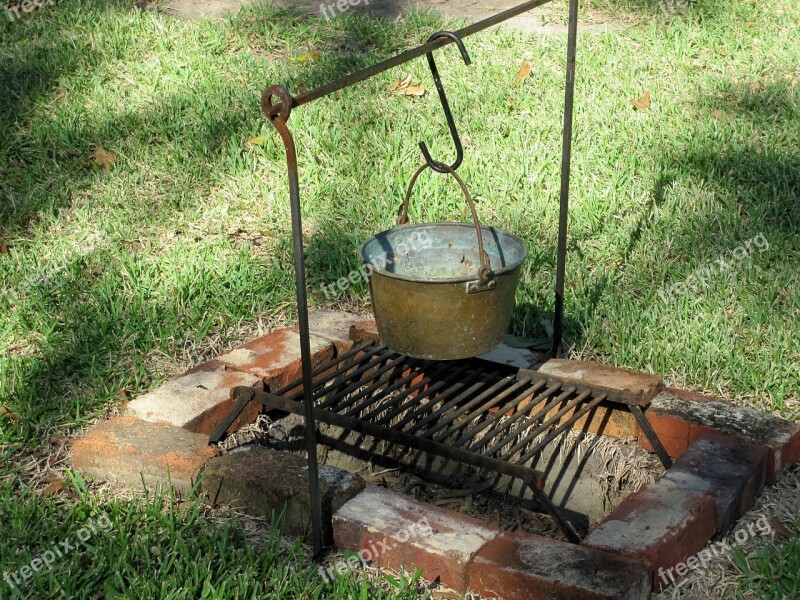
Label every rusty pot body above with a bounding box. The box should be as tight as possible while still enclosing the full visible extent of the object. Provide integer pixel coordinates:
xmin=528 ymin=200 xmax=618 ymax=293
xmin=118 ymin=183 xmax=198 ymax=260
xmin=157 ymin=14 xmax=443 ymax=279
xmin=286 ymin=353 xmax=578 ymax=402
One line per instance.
xmin=360 ymin=222 xmax=527 ymax=360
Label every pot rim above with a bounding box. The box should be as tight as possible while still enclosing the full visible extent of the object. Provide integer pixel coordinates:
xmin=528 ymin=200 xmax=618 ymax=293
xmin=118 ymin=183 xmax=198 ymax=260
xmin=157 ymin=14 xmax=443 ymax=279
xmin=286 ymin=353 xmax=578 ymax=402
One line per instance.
xmin=359 ymin=222 xmax=528 ymax=285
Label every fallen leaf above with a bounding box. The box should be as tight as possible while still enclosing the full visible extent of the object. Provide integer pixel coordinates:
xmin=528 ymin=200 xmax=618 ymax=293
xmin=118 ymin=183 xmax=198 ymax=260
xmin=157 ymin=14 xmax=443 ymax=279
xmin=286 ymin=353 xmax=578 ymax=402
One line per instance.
xmin=747 ymin=81 xmax=764 ymax=91
xmin=516 ymin=59 xmax=532 ymax=84
xmin=41 ymin=480 xmax=67 ymax=497
xmin=400 ymin=85 xmax=425 ymax=96
xmin=0 ymin=405 xmax=16 ymax=421
xmin=118 ymin=389 xmax=131 ymax=401
xmin=769 ymin=518 xmax=795 ymax=539
xmin=0 ymin=244 xmax=6 ymax=254
xmin=247 ymin=135 xmax=268 ymax=146
xmin=40 ymin=472 xmax=63 ymax=484
xmin=90 ymin=145 xmax=116 ymax=169
xmin=388 ymin=79 xmax=400 ymax=92
xmin=711 ymin=109 xmax=724 ymax=119
xmin=289 ymin=50 xmax=320 ymax=64
xmin=398 ymin=73 xmax=412 ymax=89
xmin=630 ymin=90 xmax=651 ymax=112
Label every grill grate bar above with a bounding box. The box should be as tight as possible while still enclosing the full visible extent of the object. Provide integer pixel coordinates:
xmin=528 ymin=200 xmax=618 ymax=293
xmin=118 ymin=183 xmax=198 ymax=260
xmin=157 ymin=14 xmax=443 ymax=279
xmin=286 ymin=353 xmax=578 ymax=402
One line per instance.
xmin=511 ymin=392 xmax=607 ymax=465
xmin=273 ymin=340 xmax=380 ymax=397
xmin=429 ymin=376 xmax=532 ymax=443
xmin=469 ymin=382 xmax=564 ymax=453
xmin=452 ymin=378 xmax=548 ymax=447
xmin=418 ymin=376 xmax=517 ymax=440
xmin=488 ymin=387 xmax=587 ymax=460
xmin=350 ymin=361 xmax=455 ymax=420
xmin=384 ymin=368 xmax=493 ymax=430
xmin=330 ymin=357 xmax=426 ymax=414
xmin=404 ymin=375 xmax=499 ymax=436
xmin=291 ymin=343 xmax=393 ymax=402
xmin=315 ymin=350 xmax=406 ymax=407
xmin=372 ymin=366 xmax=488 ymax=427
xmin=340 ymin=359 xmax=432 ymax=417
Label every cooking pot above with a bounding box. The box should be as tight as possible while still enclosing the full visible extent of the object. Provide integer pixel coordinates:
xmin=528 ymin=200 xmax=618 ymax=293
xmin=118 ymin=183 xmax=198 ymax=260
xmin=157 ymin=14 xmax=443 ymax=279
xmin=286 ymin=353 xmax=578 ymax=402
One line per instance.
xmin=360 ymin=163 xmax=528 ymax=360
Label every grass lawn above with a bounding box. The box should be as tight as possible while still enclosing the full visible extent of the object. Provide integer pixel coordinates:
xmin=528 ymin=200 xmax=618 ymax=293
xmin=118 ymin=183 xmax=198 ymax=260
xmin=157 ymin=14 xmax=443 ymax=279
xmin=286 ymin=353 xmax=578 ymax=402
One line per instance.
xmin=0 ymin=0 xmax=798 ymax=597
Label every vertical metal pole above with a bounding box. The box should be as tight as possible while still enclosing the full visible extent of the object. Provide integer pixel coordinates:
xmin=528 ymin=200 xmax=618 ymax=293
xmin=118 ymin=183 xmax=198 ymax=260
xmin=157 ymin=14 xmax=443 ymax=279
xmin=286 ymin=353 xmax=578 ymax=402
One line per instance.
xmin=264 ymin=87 xmax=324 ymax=557
xmin=552 ymin=0 xmax=579 ymax=357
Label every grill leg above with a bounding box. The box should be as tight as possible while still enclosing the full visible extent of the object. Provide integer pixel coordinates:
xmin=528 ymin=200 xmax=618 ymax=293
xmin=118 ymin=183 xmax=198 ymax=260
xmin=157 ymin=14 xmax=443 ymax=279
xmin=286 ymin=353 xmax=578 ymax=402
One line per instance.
xmin=209 ymin=386 xmax=256 ymax=445
xmin=629 ymin=405 xmax=673 ymax=470
xmin=528 ymin=482 xmax=581 ymax=543
xmin=266 ymin=92 xmax=325 ymax=558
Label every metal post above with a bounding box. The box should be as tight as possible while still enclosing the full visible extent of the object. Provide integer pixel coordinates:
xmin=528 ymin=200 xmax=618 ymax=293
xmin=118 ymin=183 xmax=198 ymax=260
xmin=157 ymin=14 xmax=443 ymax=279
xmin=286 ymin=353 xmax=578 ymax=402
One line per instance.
xmin=552 ymin=0 xmax=579 ymax=357
xmin=263 ymin=86 xmax=324 ymax=557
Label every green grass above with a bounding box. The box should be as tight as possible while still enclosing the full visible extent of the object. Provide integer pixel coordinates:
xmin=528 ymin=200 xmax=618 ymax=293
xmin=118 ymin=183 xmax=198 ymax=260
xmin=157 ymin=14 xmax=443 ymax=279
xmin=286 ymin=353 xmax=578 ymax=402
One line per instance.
xmin=0 ymin=0 xmax=798 ymax=597
xmin=730 ymin=536 xmax=800 ymax=600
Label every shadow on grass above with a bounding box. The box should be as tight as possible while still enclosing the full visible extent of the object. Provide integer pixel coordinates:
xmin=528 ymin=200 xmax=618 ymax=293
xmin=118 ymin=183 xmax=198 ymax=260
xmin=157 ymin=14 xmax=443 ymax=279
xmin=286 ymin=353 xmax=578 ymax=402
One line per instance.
xmin=0 ymin=2 xmax=445 ymax=451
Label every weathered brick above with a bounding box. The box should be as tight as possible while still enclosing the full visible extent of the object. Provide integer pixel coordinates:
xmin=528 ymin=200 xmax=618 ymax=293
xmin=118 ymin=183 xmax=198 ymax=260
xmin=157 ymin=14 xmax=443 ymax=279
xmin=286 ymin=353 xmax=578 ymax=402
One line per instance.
xmin=639 ymin=389 xmax=800 ymax=483
xmin=506 ymin=394 xmax=638 ymax=438
xmin=534 ymin=359 xmax=663 ymax=404
xmin=125 ymin=362 xmax=262 ymax=435
xmin=663 ymin=432 xmax=767 ymax=536
xmin=478 ymin=339 xmax=546 ymax=369
xmin=333 ymin=486 xmax=499 ymax=592
xmin=71 ymin=416 xmax=217 ymax=493
xmin=200 ymin=446 xmax=365 ymax=544
xmin=469 ymin=530 xmax=652 ymax=600
xmin=305 ymin=309 xmax=378 ymax=354
xmin=582 ymin=478 xmax=716 ymax=591
xmin=215 ymin=327 xmax=335 ymax=390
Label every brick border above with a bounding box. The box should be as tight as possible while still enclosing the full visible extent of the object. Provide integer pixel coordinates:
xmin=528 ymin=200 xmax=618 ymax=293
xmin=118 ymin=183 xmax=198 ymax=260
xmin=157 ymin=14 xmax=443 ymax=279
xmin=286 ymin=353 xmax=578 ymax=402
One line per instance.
xmin=68 ymin=310 xmax=800 ymax=598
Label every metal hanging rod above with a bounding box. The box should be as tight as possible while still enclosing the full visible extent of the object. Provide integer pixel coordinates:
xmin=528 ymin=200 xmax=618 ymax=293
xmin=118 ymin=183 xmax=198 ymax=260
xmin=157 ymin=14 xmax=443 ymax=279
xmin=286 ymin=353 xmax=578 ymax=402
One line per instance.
xmin=257 ymin=0 xmax=580 ymax=558
xmin=269 ymin=0 xmax=554 ymax=111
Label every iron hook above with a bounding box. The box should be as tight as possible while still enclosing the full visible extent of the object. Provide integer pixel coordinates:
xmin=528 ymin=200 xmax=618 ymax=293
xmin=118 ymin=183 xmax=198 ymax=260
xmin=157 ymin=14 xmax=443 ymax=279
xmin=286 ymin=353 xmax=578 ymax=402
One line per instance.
xmin=419 ymin=31 xmax=471 ymax=174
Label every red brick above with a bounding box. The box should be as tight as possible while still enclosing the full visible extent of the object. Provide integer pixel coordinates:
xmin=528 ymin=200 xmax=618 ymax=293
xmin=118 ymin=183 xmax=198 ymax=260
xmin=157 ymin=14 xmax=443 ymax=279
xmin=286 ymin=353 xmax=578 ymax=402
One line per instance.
xmin=199 ymin=447 xmax=364 ymax=543
xmin=664 ymin=432 xmax=767 ymax=536
xmin=71 ymin=416 xmax=217 ymax=493
xmin=125 ymin=362 xmax=262 ymax=434
xmin=305 ymin=309 xmax=378 ymax=354
xmin=215 ymin=327 xmax=335 ymax=388
xmin=582 ymin=478 xmax=716 ymax=591
xmin=534 ymin=359 xmax=663 ymax=404
xmin=637 ymin=407 xmax=716 ymax=459
xmin=469 ymin=530 xmax=652 ymax=600
xmin=638 ymin=390 xmax=800 ymax=483
xmin=332 ymin=486 xmax=499 ymax=592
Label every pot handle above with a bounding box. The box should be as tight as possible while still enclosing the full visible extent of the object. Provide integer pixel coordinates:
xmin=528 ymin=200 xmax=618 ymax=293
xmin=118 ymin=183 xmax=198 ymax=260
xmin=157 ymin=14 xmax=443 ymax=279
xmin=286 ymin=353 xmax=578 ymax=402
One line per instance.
xmin=397 ymin=162 xmax=493 ymax=284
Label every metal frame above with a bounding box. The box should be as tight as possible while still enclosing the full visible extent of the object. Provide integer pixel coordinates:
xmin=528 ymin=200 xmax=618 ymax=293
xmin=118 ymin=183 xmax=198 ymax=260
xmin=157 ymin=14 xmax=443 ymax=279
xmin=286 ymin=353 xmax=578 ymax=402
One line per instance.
xmin=210 ymin=339 xmax=673 ymax=546
xmin=259 ymin=0 xmax=581 ymax=556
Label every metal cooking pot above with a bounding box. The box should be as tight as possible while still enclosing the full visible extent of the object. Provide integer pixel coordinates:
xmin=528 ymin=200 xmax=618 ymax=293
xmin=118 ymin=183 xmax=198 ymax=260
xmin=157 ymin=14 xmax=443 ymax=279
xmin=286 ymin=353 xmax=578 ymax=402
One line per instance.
xmin=360 ymin=163 xmax=528 ymax=360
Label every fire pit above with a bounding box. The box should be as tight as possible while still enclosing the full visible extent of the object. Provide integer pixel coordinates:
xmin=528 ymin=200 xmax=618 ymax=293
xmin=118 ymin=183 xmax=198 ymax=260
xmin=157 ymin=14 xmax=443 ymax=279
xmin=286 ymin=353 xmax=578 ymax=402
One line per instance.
xmin=211 ymin=327 xmax=673 ymax=543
